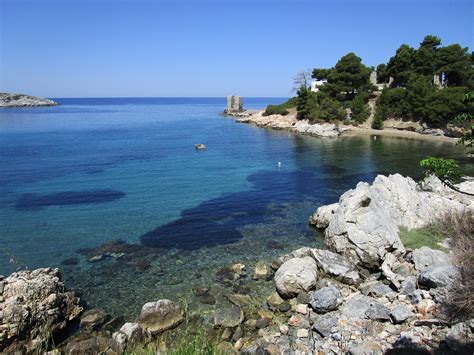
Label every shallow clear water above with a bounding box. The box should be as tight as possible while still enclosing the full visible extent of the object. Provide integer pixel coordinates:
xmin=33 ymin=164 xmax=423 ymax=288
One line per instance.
xmin=0 ymin=97 xmax=471 ymax=319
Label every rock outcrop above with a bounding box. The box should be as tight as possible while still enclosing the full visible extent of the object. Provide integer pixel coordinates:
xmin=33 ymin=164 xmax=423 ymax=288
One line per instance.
xmin=231 ymin=110 xmax=350 ymax=138
xmin=311 ymin=174 xmax=470 ymax=267
xmin=0 ymin=268 xmax=82 ymax=353
xmin=0 ymin=93 xmax=58 ymax=107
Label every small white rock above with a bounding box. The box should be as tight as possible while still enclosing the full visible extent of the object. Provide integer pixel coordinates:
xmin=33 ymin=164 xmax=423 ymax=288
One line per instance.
xmin=296 ymin=328 xmax=309 ymax=338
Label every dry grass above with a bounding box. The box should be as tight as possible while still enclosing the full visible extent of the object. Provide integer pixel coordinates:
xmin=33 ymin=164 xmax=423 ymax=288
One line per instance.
xmin=438 ymin=211 xmax=474 ymax=322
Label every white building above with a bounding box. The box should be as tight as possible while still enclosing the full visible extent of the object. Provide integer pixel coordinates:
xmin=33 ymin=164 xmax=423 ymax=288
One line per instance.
xmin=310 ymin=79 xmax=328 ymax=92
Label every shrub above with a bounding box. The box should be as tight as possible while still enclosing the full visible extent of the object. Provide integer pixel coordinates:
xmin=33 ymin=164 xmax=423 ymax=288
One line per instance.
xmin=308 ymin=97 xmax=347 ymax=122
xmin=398 ymin=225 xmax=446 ymax=250
xmin=437 ymin=212 xmax=474 ymax=322
xmin=350 ymin=93 xmax=370 ymax=123
xmin=263 ymin=105 xmax=289 ymax=116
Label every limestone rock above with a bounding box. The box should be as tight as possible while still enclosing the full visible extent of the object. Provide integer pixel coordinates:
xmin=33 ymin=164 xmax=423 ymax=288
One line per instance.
xmin=418 ymin=265 xmax=458 ymax=289
xmin=310 ymin=248 xmax=361 ymax=285
xmin=309 ymin=285 xmax=342 ymax=313
xmin=0 ymin=92 xmax=58 ymax=107
xmin=137 ymin=299 xmax=184 ymax=335
xmin=0 ymin=268 xmax=82 ymax=353
xmin=274 ymin=257 xmax=318 ymax=298
xmin=317 ymin=174 xmax=467 ymax=267
xmin=309 ymin=203 xmax=339 ymax=228
xmin=412 ymin=247 xmax=452 ymax=272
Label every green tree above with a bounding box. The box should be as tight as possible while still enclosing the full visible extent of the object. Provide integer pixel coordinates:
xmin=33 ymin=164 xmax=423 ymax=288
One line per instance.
xmin=350 ymin=92 xmax=370 ymax=123
xmin=312 ymin=68 xmax=332 ymax=80
xmin=317 ymin=52 xmax=373 ymax=101
xmin=437 ymin=44 xmax=472 ymax=87
xmin=413 ymin=35 xmax=441 ymax=77
xmin=406 ymin=74 xmax=434 ymax=121
xmin=376 ymin=63 xmax=390 ymax=83
xmin=387 ymin=44 xmax=416 ymax=87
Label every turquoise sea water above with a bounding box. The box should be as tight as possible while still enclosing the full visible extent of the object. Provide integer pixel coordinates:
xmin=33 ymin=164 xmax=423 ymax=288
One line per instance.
xmin=0 ymin=97 xmax=472 ymax=318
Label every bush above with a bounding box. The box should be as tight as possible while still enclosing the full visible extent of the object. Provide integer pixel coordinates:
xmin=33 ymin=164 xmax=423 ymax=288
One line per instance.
xmin=307 ymin=97 xmax=347 ymax=122
xmin=263 ymin=105 xmax=289 ymax=116
xmin=437 ymin=212 xmax=474 ymax=322
xmin=350 ymin=93 xmax=370 ymax=123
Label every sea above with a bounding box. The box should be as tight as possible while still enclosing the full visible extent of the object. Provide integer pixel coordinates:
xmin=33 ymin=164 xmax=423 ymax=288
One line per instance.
xmin=0 ymin=97 xmax=471 ymax=319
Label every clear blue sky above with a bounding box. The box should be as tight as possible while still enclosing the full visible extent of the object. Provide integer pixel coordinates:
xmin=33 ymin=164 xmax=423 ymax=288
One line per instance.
xmin=0 ymin=0 xmax=472 ymax=98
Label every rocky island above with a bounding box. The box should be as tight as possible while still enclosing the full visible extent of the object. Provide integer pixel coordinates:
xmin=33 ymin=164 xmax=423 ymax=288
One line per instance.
xmin=0 ymin=93 xmax=58 ymax=107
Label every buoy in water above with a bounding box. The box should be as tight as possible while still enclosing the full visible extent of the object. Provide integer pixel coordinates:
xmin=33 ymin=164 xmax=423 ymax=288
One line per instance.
xmin=278 ymin=162 xmax=282 ymax=167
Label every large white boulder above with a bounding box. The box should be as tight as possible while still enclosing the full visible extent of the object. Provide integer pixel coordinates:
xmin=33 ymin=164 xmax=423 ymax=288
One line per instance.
xmin=314 ymin=174 xmax=467 ymax=268
xmin=274 ymin=257 xmax=318 ymax=298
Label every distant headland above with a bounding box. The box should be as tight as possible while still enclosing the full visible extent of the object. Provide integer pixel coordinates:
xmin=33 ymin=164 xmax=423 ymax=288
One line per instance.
xmin=0 ymin=93 xmax=58 ymax=107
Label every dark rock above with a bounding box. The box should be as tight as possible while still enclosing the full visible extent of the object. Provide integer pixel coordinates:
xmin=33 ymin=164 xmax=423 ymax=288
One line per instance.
xmin=296 ymin=291 xmax=310 ymax=305
xmin=312 ymin=313 xmax=338 ymax=337
xmin=278 ymin=302 xmax=291 ymax=312
xmin=256 ymin=318 xmax=269 ymax=329
xmin=309 ymin=285 xmax=342 ymax=313
xmin=365 ymin=302 xmax=390 ymax=321
xmin=390 ymin=305 xmax=415 ymax=324
xmin=192 ymin=286 xmax=209 ymax=297
xmin=418 ymin=265 xmax=458 ymax=289
xmin=60 ymin=257 xmax=79 ymax=266
xmin=80 ymin=308 xmax=111 ymax=331
xmin=199 ymin=294 xmax=216 ymax=305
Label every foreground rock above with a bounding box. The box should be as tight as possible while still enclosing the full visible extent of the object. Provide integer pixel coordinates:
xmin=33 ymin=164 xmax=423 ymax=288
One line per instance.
xmin=136 ymin=299 xmax=185 ymax=335
xmin=0 ymin=268 xmax=82 ymax=352
xmin=274 ymin=256 xmax=318 ymax=298
xmin=0 ymin=92 xmax=58 ymax=107
xmin=311 ymin=174 xmax=470 ymax=267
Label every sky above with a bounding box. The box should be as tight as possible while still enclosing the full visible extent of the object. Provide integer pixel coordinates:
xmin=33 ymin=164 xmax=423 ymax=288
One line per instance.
xmin=0 ymin=0 xmax=472 ymax=98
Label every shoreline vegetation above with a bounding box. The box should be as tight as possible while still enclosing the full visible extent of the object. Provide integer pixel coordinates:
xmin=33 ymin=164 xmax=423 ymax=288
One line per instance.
xmin=226 ymin=108 xmax=461 ymax=144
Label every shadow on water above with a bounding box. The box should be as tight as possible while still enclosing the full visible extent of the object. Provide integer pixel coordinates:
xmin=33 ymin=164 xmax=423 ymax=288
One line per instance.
xmin=140 ymin=168 xmax=389 ymax=250
xmin=15 ymin=189 xmax=125 ymax=211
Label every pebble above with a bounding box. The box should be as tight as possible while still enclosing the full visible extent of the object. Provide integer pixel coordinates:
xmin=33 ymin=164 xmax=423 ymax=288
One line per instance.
xmin=294 ymin=304 xmax=308 ymax=314
xmin=279 ymin=324 xmax=289 ymax=334
xmin=296 ymin=329 xmax=309 ymax=338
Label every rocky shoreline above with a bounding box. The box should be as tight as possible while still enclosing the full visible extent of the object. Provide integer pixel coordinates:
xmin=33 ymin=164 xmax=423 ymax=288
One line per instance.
xmin=1 ymin=174 xmax=473 ymax=354
xmin=0 ymin=93 xmax=58 ymax=107
xmin=227 ymin=110 xmax=462 ymax=143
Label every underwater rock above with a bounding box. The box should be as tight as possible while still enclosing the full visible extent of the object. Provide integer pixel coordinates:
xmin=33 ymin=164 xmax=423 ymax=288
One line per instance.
xmin=253 ymin=261 xmax=268 ymax=280
xmin=214 ymin=306 xmax=245 ymax=328
xmin=136 ymin=299 xmax=184 ymax=335
xmin=86 ymin=239 xmax=140 ymax=262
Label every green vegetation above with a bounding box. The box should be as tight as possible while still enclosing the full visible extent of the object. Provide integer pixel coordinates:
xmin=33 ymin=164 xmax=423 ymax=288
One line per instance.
xmin=399 ymin=224 xmax=446 ymax=250
xmin=350 ymin=93 xmax=370 ymax=123
xmin=263 ymin=105 xmax=289 ymax=116
xmin=290 ymin=35 xmax=472 ymax=128
xmin=419 ymin=91 xmax=473 ymax=196
xmin=294 ymin=52 xmax=373 ymax=123
xmin=127 ymin=327 xmax=218 ymax=355
xmin=263 ymin=97 xmax=297 ymax=116
xmin=377 ymin=35 xmax=472 ymax=127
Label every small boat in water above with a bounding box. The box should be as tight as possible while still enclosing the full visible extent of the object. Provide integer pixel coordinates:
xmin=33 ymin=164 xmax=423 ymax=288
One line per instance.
xmin=195 ymin=143 xmax=206 ymax=150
